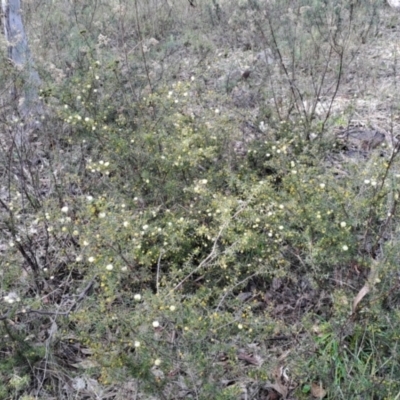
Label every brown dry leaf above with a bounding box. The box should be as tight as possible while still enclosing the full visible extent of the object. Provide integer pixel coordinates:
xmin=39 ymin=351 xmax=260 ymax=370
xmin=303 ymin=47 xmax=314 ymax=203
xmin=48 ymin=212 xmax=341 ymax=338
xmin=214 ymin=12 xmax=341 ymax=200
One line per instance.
xmin=167 ymin=329 xmax=177 ymax=344
xmin=277 ymin=350 xmax=291 ymax=362
xmin=237 ymin=351 xmax=262 ymax=366
xmin=352 ymin=284 xmax=370 ymax=313
xmin=352 ymin=261 xmax=379 ymax=313
xmin=311 ymin=382 xmax=327 ymax=398
xmin=265 ymin=383 xmax=288 ymax=399
xmin=265 ymin=366 xmax=289 ymax=399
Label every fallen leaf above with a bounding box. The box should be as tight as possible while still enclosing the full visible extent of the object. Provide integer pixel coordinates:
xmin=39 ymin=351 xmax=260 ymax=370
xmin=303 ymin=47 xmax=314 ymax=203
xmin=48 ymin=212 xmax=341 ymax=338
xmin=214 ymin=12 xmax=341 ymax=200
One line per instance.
xmin=264 ymin=383 xmax=288 ymax=399
xmin=352 ymin=260 xmax=380 ymax=314
xmin=264 ymin=365 xmax=289 ymax=399
xmin=237 ymin=351 xmax=262 ymax=366
xmin=311 ymin=381 xmax=327 ymax=398
xmin=352 ymin=284 xmax=370 ymax=313
xmin=278 ymin=350 xmax=291 ymax=362
xmin=266 ymin=388 xmax=281 ymax=400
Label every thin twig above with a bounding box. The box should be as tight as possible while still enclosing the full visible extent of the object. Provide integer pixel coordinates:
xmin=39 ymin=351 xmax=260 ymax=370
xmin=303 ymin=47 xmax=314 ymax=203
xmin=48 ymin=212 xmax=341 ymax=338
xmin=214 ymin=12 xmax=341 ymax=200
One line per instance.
xmin=156 ymin=251 xmax=163 ymax=295
xmin=168 ymin=226 xmax=223 ymax=294
xmin=0 ymin=275 xmax=97 ymax=321
xmin=168 ymin=203 xmax=248 ymax=295
xmin=216 ymin=272 xmax=258 ymax=311
xmin=134 ymin=0 xmax=153 ymax=95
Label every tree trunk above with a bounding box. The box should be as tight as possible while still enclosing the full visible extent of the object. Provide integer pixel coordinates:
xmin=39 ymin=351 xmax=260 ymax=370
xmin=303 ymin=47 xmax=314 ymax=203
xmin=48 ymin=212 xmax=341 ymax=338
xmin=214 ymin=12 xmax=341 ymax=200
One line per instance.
xmin=2 ymin=0 xmax=41 ymax=145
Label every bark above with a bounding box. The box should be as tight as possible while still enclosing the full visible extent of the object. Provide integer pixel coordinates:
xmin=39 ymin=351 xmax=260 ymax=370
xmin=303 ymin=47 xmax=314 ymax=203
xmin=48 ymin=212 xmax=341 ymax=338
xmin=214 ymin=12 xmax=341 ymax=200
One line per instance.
xmin=2 ymin=0 xmax=41 ymax=145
